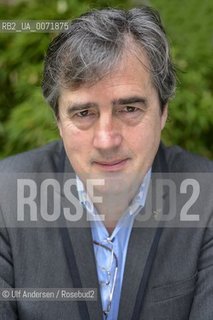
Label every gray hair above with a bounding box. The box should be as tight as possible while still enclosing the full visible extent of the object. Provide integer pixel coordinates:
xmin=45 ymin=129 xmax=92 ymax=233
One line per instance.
xmin=42 ymin=7 xmax=176 ymax=116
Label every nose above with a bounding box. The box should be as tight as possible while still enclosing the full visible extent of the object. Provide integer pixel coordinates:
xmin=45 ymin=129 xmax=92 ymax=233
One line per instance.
xmin=93 ymin=114 xmax=122 ymax=150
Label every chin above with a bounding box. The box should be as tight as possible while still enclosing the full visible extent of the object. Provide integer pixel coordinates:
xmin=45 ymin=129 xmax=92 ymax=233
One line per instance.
xmin=93 ymin=175 xmax=136 ymax=196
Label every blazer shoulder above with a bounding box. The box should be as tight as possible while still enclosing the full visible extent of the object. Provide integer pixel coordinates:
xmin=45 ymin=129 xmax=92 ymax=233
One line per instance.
xmin=163 ymin=144 xmax=213 ymax=172
xmin=0 ymin=140 xmax=63 ymax=173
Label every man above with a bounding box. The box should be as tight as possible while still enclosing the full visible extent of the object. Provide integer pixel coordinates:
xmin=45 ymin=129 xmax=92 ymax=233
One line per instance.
xmin=0 ymin=6 xmax=213 ymax=320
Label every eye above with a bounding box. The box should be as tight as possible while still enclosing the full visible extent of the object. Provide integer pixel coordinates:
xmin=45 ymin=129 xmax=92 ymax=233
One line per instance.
xmin=71 ymin=109 xmax=97 ymax=129
xmin=124 ymin=106 xmax=137 ymax=112
xmin=118 ymin=106 xmax=140 ymax=114
xmin=73 ymin=109 xmax=98 ymax=119
xmin=76 ymin=110 xmax=91 ymax=117
xmin=116 ymin=105 xmax=145 ymax=125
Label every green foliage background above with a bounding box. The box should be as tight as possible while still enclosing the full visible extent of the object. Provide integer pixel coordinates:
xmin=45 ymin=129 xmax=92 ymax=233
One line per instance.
xmin=0 ymin=0 xmax=212 ymax=159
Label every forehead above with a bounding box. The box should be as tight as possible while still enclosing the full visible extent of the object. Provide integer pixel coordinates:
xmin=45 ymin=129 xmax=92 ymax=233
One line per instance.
xmin=59 ymin=52 xmax=156 ymax=105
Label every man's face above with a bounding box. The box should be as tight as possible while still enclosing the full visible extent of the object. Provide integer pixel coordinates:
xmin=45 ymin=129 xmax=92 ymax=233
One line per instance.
xmin=58 ymin=52 xmax=167 ymax=199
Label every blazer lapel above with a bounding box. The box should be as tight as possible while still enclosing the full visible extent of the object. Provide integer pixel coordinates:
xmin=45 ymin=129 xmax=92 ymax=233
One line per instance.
xmin=67 ymin=225 xmax=103 ymax=320
xmin=118 ymin=228 xmax=157 ymax=320
xmin=118 ymin=143 xmax=169 ymax=320
xmin=59 ymin=150 xmax=103 ymax=320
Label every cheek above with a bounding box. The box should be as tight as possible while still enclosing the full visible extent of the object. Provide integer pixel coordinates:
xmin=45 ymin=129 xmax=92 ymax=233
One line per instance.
xmin=61 ymin=125 xmax=92 ymax=155
xmin=128 ymin=118 xmax=161 ymax=150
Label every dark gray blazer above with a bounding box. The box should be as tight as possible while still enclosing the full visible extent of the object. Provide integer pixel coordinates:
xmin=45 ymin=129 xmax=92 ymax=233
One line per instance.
xmin=0 ymin=141 xmax=213 ymax=320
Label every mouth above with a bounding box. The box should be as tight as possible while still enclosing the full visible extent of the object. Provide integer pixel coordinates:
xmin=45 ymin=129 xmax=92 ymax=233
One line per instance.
xmin=93 ymin=158 xmax=130 ymax=172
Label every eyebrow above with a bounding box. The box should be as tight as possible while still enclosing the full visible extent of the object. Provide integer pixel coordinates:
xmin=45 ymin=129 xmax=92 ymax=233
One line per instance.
xmin=66 ymin=102 xmax=98 ymax=114
xmin=65 ymin=96 xmax=148 ymax=113
xmin=112 ymin=96 xmax=148 ymax=107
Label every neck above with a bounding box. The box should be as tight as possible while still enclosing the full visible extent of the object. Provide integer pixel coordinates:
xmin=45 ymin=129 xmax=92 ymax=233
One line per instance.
xmin=86 ymin=181 xmax=142 ymax=232
xmin=92 ymin=192 xmax=134 ymax=232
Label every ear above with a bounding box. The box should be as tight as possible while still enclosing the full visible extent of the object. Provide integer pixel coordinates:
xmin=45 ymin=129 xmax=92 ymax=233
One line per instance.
xmin=160 ymin=104 xmax=168 ymax=130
